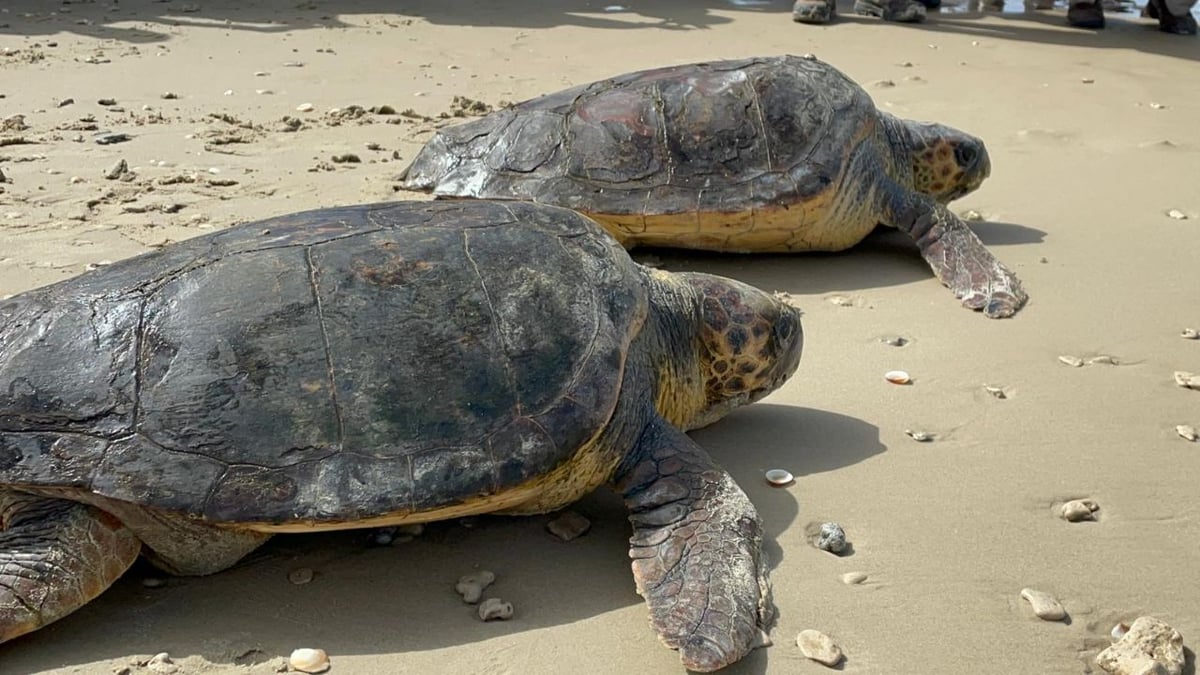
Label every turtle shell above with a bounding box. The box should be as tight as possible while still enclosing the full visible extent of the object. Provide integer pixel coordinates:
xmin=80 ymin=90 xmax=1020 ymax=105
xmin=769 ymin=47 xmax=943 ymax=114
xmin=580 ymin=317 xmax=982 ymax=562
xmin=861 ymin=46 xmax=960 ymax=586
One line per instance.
xmin=400 ymin=55 xmax=876 ymax=249
xmin=0 ymin=201 xmax=646 ymax=525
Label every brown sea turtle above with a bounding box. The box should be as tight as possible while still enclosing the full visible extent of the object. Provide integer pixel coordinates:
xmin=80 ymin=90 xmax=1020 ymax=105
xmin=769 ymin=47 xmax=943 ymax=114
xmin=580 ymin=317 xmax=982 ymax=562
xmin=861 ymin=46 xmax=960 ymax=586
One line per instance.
xmin=399 ymin=54 xmax=1027 ymax=318
xmin=0 ymin=200 xmax=803 ymax=671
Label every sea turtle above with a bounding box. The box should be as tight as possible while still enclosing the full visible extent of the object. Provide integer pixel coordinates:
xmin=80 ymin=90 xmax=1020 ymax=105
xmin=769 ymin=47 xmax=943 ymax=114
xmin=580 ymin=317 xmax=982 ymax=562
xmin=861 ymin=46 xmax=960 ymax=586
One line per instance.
xmin=399 ymin=54 xmax=1027 ymax=318
xmin=0 ymin=200 xmax=803 ymax=671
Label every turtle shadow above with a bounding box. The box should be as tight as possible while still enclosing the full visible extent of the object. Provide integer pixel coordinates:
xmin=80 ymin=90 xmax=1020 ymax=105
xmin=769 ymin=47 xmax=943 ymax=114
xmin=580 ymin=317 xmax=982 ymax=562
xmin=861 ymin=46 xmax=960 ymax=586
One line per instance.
xmin=0 ymin=405 xmax=879 ymax=674
xmin=633 ymin=218 xmax=1044 ymax=297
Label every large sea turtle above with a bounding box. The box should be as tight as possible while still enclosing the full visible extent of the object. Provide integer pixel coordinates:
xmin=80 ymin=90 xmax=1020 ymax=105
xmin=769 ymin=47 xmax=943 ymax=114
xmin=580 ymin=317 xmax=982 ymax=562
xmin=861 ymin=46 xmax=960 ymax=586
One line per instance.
xmin=399 ymin=54 xmax=1027 ymax=318
xmin=0 ymin=200 xmax=803 ymax=671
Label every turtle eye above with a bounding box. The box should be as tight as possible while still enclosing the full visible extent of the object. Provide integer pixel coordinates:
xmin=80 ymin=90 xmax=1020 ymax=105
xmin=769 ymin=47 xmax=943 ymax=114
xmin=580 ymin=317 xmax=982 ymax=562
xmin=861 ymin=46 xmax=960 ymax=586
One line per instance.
xmin=954 ymin=143 xmax=979 ymax=170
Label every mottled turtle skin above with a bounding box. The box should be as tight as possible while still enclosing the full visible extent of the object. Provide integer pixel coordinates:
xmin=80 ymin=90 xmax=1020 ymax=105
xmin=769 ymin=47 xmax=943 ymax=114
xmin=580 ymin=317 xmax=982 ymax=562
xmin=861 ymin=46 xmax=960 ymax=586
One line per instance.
xmin=400 ymin=54 xmax=1027 ymax=318
xmin=0 ymin=200 xmax=803 ymax=671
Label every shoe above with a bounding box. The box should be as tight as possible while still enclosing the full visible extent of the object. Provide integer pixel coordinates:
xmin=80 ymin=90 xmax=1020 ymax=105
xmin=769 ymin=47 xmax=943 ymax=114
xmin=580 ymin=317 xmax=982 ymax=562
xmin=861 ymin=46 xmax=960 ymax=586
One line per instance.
xmin=1067 ymin=0 xmax=1105 ymax=27
xmin=1146 ymin=0 xmax=1199 ymax=33
xmin=794 ymin=0 xmax=837 ymax=23
xmin=854 ymin=0 xmax=928 ymax=22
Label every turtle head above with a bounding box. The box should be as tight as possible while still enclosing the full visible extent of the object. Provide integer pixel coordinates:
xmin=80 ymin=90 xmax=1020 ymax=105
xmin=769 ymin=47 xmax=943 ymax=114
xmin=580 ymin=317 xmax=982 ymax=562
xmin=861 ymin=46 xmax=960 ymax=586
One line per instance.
xmin=644 ymin=269 xmax=803 ymax=430
xmin=902 ymin=120 xmax=991 ymax=203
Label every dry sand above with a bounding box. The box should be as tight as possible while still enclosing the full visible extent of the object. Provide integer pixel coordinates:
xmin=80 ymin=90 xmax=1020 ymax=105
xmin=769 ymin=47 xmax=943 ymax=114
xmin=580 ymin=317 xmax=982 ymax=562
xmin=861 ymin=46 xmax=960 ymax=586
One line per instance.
xmin=1 ymin=0 xmax=1198 ymax=673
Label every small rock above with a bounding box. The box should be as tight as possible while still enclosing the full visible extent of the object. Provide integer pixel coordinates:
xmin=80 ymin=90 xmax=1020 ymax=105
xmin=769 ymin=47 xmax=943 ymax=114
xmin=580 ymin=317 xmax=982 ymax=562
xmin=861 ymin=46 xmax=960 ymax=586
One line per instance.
xmin=985 ymin=386 xmax=1007 ymax=399
xmin=1061 ymin=499 xmax=1099 ymax=522
xmin=1181 ymin=329 xmax=1198 ymax=340
xmin=146 ymin=653 xmax=177 ymax=674
xmin=296 ymin=103 xmax=315 ymax=112
xmin=905 ymin=429 xmax=933 ymax=442
xmin=1087 ymin=355 xmax=1117 ymax=366
xmin=58 ymin=97 xmax=75 ymax=107
xmin=223 ymin=89 xmax=234 ymax=96
xmin=546 ymin=511 xmax=591 ymax=542
xmin=880 ymin=335 xmax=908 ymax=347
xmin=1176 ymin=425 xmax=1197 ymax=442
xmin=797 ymin=629 xmax=844 ymax=667
xmin=1149 ymin=102 xmax=1166 ymax=110
xmin=141 ymin=577 xmax=166 ymax=588
xmin=161 ymin=92 xmax=178 ymax=100
xmin=365 ymin=142 xmax=383 ymax=151
xmin=331 ymin=153 xmax=361 ymax=164
xmin=1059 ymin=355 xmax=1084 ymax=368
xmin=1082 ymin=77 xmax=1095 ymax=83
xmin=1020 ymin=588 xmax=1067 ymax=621
xmin=873 ymin=79 xmax=896 ymax=88
xmin=455 ymin=570 xmax=496 ymax=604
xmin=1095 ymin=616 xmax=1184 ymax=675
xmin=1173 ymin=371 xmax=1200 ymax=389
xmin=841 ymin=572 xmax=868 ymax=585
xmin=814 ymin=522 xmax=847 ymax=555
xmin=288 ymin=648 xmax=330 ymax=674
xmin=962 ymin=209 xmax=984 ymax=221
xmin=103 ymin=159 xmax=129 ymax=180
xmin=95 ymin=132 xmax=131 ymax=145
xmin=478 ymin=597 xmax=514 ymax=621
xmin=98 ymin=98 xmax=117 ymax=106
xmin=287 ymin=567 xmax=314 ymax=585
xmin=1166 ymin=209 xmax=1187 ymax=220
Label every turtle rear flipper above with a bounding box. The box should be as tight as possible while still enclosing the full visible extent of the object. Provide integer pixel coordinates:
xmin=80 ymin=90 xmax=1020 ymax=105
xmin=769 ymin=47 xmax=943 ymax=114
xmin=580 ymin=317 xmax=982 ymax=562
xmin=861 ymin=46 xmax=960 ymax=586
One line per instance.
xmin=0 ymin=491 xmax=140 ymax=642
xmin=615 ymin=419 xmax=772 ymax=673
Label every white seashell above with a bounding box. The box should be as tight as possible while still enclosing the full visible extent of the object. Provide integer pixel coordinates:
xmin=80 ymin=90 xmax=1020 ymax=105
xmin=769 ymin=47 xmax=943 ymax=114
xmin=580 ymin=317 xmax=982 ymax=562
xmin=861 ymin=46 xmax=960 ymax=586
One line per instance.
xmin=1058 ymin=355 xmax=1084 ymax=367
xmin=985 ymin=386 xmax=1007 ymax=399
xmin=884 ymin=370 xmax=911 ymax=385
xmin=1167 ymin=209 xmax=1187 ymax=220
xmin=296 ymin=102 xmax=315 ymax=112
xmin=1060 ymin=499 xmax=1099 ymax=522
xmin=1181 ymin=329 xmax=1199 ymax=340
xmin=1176 ymin=425 xmax=1197 ymax=442
xmin=288 ymin=648 xmax=330 ymax=674
xmin=765 ymin=469 xmax=794 ymax=487
xmin=1111 ymin=621 xmax=1129 ymax=641
xmin=1174 ymin=371 xmax=1200 ymax=389
xmin=478 ymin=597 xmax=514 ymax=621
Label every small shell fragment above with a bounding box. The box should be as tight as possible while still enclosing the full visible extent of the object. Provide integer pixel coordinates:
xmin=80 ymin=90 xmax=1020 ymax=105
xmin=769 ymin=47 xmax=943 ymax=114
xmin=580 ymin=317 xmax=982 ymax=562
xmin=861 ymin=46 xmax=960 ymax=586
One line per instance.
xmin=288 ymin=648 xmax=330 ymax=674
xmin=1176 ymin=425 xmax=1197 ymax=442
xmin=1060 ymin=499 xmax=1099 ymax=522
xmin=546 ymin=510 xmax=591 ymax=541
xmin=1167 ymin=209 xmax=1187 ymax=220
xmin=985 ymin=386 xmax=1007 ymax=399
xmin=1058 ymin=355 xmax=1084 ymax=367
xmin=884 ymin=370 xmax=911 ymax=385
xmin=1181 ymin=329 xmax=1198 ymax=340
xmin=478 ymin=598 xmax=514 ymax=621
xmin=455 ymin=570 xmax=496 ymax=604
xmin=765 ymin=469 xmax=795 ymax=487
xmin=1111 ymin=621 xmax=1129 ymax=641
xmin=1173 ymin=371 xmax=1200 ymax=389
xmin=905 ymin=429 xmax=933 ymax=442
xmin=797 ymin=629 xmax=844 ymax=667
xmin=841 ymin=571 xmax=868 ymax=585
xmin=1020 ymin=588 xmax=1067 ymax=621
xmin=287 ymin=567 xmax=314 ymax=585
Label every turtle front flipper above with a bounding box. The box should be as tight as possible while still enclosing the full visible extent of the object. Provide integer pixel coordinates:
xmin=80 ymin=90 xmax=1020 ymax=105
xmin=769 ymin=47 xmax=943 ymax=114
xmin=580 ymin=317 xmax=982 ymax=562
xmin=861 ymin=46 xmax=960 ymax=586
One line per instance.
xmin=0 ymin=490 xmax=140 ymax=642
xmin=614 ymin=418 xmax=772 ymax=672
xmin=891 ymin=197 xmax=1028 ymax=318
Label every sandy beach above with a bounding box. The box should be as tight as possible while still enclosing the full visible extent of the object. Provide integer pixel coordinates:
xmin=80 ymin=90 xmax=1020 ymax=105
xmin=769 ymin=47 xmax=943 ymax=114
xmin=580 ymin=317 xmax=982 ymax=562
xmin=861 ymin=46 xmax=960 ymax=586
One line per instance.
xmin=1 ymin=0 xmax=1198 ymax=673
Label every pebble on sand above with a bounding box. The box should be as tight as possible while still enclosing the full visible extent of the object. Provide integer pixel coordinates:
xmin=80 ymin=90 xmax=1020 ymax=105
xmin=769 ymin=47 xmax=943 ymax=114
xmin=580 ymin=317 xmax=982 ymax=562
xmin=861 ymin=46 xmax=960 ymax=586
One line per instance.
xmin=905 ymin=429 xmax=934 ymax=442
xmin=288 ymin=648 xmax=331 ymax=674
xmin=1181 ymin=329 xmax=1199 ymax=340
xmin=455 ymin=570 xmax=496 ymax=604
xmin=1020 ymin=588 xmax=1067 ymax=621
xmin=1060 ymin=499 xmax=1099 ymax=522
xmin=1166 ymin=209 xmax=1187 ymax=220
xmin=287 ymin=567 xmax=314 ymax=585
xmin=797 ymin=629 xmax=844 ymax=667
xmin=841 ymin=572 xmax=868 ymax=585
xmin=1058 ymin=355 xmax=1084 ymax=367
xmin=296 ymin=103 xmax=315 ymax=112
xmin=546 ymin=510 xmax=591 ymax=541
xmin=814 ymin=522 xmax=847 ymax=555
xmin=477 ymin=598 xmax=514 ymax=621
xmin=1095 ymin=616 xmax=1185 ymax=675
xmin=1177 ymin=425 xmax=1197 ymax=442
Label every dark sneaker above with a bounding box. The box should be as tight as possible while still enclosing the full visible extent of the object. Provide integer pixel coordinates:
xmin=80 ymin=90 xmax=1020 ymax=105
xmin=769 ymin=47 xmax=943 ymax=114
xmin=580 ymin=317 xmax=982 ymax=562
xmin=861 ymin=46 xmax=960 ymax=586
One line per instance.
xmin=794 ymin=0 xmax=837 ymax=23
xmin=1067 ymin=0 xmax=1106 ymax=27
xmin=1146 ymin=0 xmax=1200 ymax=33
xmin=854 ymin=0 xmax=928 ymax=21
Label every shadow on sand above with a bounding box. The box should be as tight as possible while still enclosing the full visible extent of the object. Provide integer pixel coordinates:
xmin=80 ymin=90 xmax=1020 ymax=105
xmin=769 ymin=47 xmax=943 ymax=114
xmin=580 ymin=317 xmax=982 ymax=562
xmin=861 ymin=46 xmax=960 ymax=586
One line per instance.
xmin=0 ymin=404 xmax=881 ymax=674
xmin=0 ymin=0 xmax=1194 ymax=62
